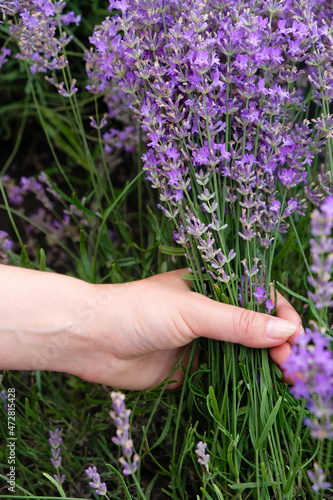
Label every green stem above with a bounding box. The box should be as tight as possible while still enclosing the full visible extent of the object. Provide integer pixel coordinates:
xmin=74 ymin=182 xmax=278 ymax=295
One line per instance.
xmin=137 ymin=127 xmax=144 ymax=248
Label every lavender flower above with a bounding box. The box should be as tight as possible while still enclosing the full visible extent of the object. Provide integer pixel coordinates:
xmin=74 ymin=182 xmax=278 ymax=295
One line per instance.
xmin=283 ymin=326 xmax=333 ymax=439
xmin=0 ymin=231 xmax=13 ymax=251
xmin=253 ymin=286 xmax=267 ymax=306
xmin=307 ymin=196 xmax=333 ymax=310
xmin=0 ymin=47 xmax=11 ymax=68
xmin=283 ymin=199 xmax=333 ymax=440
xmin=195 ymin=441 xmax=210 ymax=472
xmin=307 ymin=463 xmax=332 ymax=492
xmin=45 ymin=76 xmax=78 ymax=98
xmin=49 ymin=428 xmax=65 ymax=484
xmin=110 ymin=391 xmax=139 ymax=476
xmin=85 ymin=466 xmax=107 ymax=496
xmin=0 ymin=230 xmax=14 ymax=265
xmin=0 ymin=389 xmax=8 ymax=412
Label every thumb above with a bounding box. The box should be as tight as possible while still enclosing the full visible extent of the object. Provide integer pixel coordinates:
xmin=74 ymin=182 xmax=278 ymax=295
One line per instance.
xmin=188 ymin=295 xmax=298 ymax=348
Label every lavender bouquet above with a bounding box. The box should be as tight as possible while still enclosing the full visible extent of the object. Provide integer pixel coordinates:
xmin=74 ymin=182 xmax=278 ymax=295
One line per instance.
xmin=85 ymin=0 xmax=333 ymax=496
xmin=0 ymin=0 xmax=332 ymax=497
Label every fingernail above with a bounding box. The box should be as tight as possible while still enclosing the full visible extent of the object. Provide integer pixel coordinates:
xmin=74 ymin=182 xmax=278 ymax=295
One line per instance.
xmin=266 ymin=319 xmax=298 ymax=339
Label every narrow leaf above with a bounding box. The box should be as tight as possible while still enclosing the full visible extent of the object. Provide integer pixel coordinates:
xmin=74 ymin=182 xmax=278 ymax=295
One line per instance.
xmin=42 ymin=472 xmax=66 ymax=498
xmin=257 ymin=396 xmax=282 ymax=449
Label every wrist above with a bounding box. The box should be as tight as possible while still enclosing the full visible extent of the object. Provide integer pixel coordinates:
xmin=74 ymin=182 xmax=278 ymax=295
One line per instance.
xmin=28 ymin=276 xmax=99 ymax=374
xmin=0 ymin=266 xmax=94 ymax=373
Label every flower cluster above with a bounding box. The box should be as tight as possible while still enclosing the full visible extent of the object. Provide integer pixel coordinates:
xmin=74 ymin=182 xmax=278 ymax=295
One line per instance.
xmin=85 ymin=466 xmax=107 ymax=496
xmin=1 ymin=0 xmax=80 ymax=75
xmin=49 ymin=428 xmax=65 ymax=484
xmin=86 ymin=0 xmax=331 ymax=309
xmin=195 ymin=441 xmax=210 ymax=472
xmin=85 ymin=51 xmax=140 ymax=155
xmin=110 ymin=391 xmax=139 ymax=476
xmin=1 ymin=173 xmax=98 ymax=268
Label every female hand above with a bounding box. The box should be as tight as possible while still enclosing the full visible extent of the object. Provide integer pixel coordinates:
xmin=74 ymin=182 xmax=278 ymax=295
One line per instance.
xmin=72 ymin=269 xmax=302 ymax=389
xmin=0 ymin=266 xmax=302 ymax=390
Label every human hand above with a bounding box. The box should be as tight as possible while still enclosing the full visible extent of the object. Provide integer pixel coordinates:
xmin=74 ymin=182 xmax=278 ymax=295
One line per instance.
xmin=70 ymin=269 xmax=302 ymax=389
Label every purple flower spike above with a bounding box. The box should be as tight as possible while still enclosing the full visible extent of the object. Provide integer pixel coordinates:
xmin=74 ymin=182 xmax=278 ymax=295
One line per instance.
xmin=307 ymin=463 xmax=332 ymax=492
xmin=110 ymin=391 xmax=139 ymax=476
xmin=54 ymin=474 xmax=65 ymax=485
xmin=49 ymin=428 xmax=62 ymax=448
xmin=195 ymin=441 xmax=210 ymax=472
xmin=282 ymin=326 xmax=333 ymax=439
xmin=51 ymin=457 xmax=62 ymax=468
xmin=85 ymin=466 xmax=107 ymax=496
xmin=307 ymin=196 xmax=333 ymax=310
xmin=48 ymin=429 xmax=65 ymax=484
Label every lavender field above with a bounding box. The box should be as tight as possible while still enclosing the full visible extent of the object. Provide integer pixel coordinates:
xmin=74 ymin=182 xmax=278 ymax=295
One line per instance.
xmin=0 ymin=1 xmax=332 ymax=499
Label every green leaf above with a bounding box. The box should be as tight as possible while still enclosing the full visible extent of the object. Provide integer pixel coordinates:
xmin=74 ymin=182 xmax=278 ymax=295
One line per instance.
xmin=259 ymin=388 xmax=268 ymax=425
xmin=20 ymin=245 xmax=31 ymax=268
xmin=79 ymin=229 xmax=92 ymax=280
xmin=213 ymin=284 xmax=230 ymax=304
xmin=24 ymin=397 xmax=31 ymax=422
xmin=256 ymin=396 xmax=282 ymax=450
xmin=42 ymin=113 xmax=89 ymax=169
xmin=42 ymin=472 xmax=67 ymax=498
xmin=276 ymin=281 xmax=309 ymax=303
xmin=148 ymin=408 xmax=174 ymax=450
xmin=206 ymin=395 xmax=232 ymax=439
xmin=208 ymin=386 xmax=220 ymax=421
xmin=276 ymin=281 xmax=329 ymax=330
xmin=131 ymin=240 xmax=160 ymax=253
xmin=39 ymin=248 xmax=46 ymax=271
xmin=180 ymin=272 xmax=210 ymax=281
xmin=229 ymin=482 xmax=257 ymax=490
xmin=227 ymin=440 xmax=238 ymax=479
xmin=212 ymin=484 xmax=225 ymax=500
xmin=106 ymin=464 xmax=132 ymax=500
xmin=159 ymin=244 xmax=186 ymax=256
xmin=239 ymin=363 xmax=251 ymax=390
xmin=284 ymin=437 xmax=302 ymax=495
xmin=200 ymin=488 xmax=215 ymax=500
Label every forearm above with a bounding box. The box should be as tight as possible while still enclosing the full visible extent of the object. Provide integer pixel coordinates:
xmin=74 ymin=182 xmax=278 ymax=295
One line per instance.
xmin=0 ymin=265 xmax=95 ymax=372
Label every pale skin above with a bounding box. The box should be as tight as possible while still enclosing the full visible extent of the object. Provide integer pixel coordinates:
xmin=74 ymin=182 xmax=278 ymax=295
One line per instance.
xmin=0 ymin=265 xmax=302 ymax=390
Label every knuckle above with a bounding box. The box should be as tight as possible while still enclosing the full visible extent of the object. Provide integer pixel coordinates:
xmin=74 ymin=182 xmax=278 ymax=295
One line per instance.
xmin=234 ymin=308 xmax=260 ymax=342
